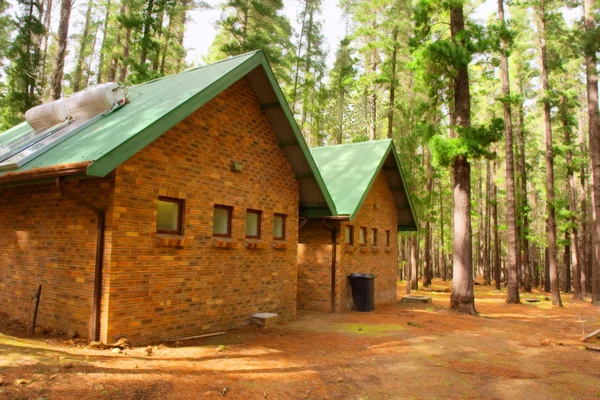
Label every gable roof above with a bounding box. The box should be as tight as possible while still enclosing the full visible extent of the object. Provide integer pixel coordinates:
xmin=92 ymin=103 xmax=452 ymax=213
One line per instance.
xmin=310 ymin=139 xmax=418 ymax=231
xmin=0 ymin=51 xmax=337 ymax=217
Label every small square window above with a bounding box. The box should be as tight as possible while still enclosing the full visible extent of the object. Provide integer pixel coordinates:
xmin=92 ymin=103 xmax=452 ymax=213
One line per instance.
xmin=371 ymin=228 xmax=378 ymax=246
xmin=157 ymin=197 xmax=184 ymax=235
xmin=246 ymin=209 xmax=262 ymax=239
xmin=385 ymin=230 xmax=390 ymax=246
xmin=273 ymin=213 xmax=286 ymax=240
xmin=359 ymin=227 xmax=367 ymax=246
xmin=345 ymin=226 xmax=354 ymax=245
xmin=213 ymin=205 xmax=232 ymax=237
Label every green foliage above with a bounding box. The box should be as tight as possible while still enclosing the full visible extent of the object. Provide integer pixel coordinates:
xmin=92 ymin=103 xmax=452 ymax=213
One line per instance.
xmin=1 ymin=0 xmax=44 ymax=130
xmin=430 ymin=118 xmax=504 ymax=167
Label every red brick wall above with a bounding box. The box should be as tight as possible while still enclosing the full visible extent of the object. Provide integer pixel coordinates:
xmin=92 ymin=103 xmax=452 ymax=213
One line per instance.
xmin=297 ymin=220 xmax=339 ymax=312
xmin=297 ymin=171 xmax=399 ymax=312
xmin=0 ymin=177 xmax=114 ymax=338
xmin=104 ymin=76 xmax=300 ymax=343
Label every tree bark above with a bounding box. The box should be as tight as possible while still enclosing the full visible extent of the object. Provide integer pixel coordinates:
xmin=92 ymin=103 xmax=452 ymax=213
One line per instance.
xmin=387 ymin=27 xmax=398 ymax=139
xmin=96 ymin=0 xmax=112 ymax=83
xmin=538 ymin=1 xmax=562 ymax=306
xmin=411 ymin=235 xmax=418 ymax=290
xmin=50 ymin=0 xmax=73 ymax=99
xmin=139 ymin=0 xmax=155 ymax=67
xmin=584 ymin=0 xmax=600 ymax=305
xmin=493 ymin=161 xmax=501 ymax=290
xmin=497 ymin=0 xmax=519 ymax=303
xmin=73 ymin=0 xmax=93 ymax=92
xmin=440 ymin=179 xmax=447 ymax=281
xmin=424 ymin=148 xmax=433 ymax=287
xmin=449 ymin=5 xmax=476 ymax=315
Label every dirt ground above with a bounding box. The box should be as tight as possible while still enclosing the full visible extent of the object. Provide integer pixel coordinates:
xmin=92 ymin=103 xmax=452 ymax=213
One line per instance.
xmin=1 ymin=280 xmax=599 ymax=400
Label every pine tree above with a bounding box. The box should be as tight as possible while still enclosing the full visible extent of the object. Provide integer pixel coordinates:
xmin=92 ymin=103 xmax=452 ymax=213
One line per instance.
xmin=51 ymin=0 xmax=74 ymax=99
xmin=208 ymin=0 xmax=294 ymax=92
xmin=1 ymin=0 xmax=45 ymax=128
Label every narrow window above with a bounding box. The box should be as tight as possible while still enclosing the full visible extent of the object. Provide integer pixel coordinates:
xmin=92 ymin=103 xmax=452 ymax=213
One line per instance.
xmin=273 ymin=213 xmax=286 ymax=240
xmin=359 ymin=227 xmax=367 ymax=246
xmin=213 ymin=205 xmax=233 ymax=237
xmin=157 ymin=196 xmax=184 ymax=235
xmin=371 ymin=228 xmax=378 ymax=246
xmin=245 ymin=209 xmax=262 ymax=239
xmin=385 ymin=230 xmax=390 ymax=246
xmin=345 ymin=225 xmax=354 ymax=245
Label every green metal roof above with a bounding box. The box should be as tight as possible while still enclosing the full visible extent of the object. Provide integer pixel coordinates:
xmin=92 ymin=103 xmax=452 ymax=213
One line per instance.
xmin=0 ymin=51 xmax=338 ymax=217
xmin=310 ymin=139 xmax=418 ymax=231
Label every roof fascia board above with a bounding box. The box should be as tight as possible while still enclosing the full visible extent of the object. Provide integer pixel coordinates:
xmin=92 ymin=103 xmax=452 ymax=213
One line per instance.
xmin=389 ymin=144 xmax=420 ymax=230
xmin=86 ymin=52 xmax=264 ymax=177
xmin=255 ymin=52 xmax=338 ymax=217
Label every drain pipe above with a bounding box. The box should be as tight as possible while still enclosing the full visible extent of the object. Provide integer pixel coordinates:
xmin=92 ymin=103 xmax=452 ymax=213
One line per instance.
xmin=322 ymin=221 xmax=337 ymax=313
xmin=56 ymin=177 xmax=105 ymax=341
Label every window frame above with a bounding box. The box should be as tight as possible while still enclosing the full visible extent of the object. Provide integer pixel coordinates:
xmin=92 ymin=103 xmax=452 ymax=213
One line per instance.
xmin=156 ymin=196 xmax=185 ymax=235
xmin=385 ymin=230 xmax=391 ymax=247
xmin=273 ymin=213 xmax=287 ymax=240
xmin=345 ymin=225 xmax=354 ymax=245
xmin=371 ymin=228 xmax=378 ymax=246
xmin=359 ymin=227 xmax=367 ymax=246
xmin=212 ymin=204 xmax=233 ymax=238
xmin=245 ymin=209 xmax=262 ymax=239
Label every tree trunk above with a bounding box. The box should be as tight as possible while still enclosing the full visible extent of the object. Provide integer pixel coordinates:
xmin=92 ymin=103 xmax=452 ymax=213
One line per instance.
xmin=51 ymin=0 xmax=73 ymax=99
xmin=40 ymin=0 xmax=53 ymax=96
xmin=497 ymin=0 xmax=519 ymax=303
xmin=387 ymin=27 xmax=398 ymax=139
xmin=424 ymin=148 xmax=433 ymax=287
xmin=538 ymin=1 xmax=563 ymax=306
xmin=139 ymin=0 xmax=155 ymax=67
xmin=493 ymin=161 xmax=501 ymax=290
xmin=96 ymin=0 xmax=112 ymax=83
xmin=73 ymin=0 xmax=93 ymax=92
xmin=584 ymin=0 xmax=600 ymax=305
xmin=449 ymin=5 xmax=476 ymax=315
xmin=411 ymin=235 xmax=418 ymax=290
xmin=440 ymin=179 xmax=447 ymax=281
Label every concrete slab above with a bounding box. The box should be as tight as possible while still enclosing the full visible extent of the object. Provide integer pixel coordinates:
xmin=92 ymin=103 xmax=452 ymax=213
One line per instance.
xmin=401 ymin=295 xmax=432 ymax=304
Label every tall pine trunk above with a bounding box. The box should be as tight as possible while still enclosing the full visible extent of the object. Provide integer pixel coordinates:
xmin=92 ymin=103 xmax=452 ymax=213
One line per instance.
xmin=51 ymin=0 xmax=73 ymax=99
xmin=493 ymin=161 xmax=501 ymax=290
xmin=538 ymin=1 xmax=562 ymax=306
xmin=498 ymin=0 xmax=519 ymax=303
xmin=424 ymin=148 xmax=433 ymax=287
xmin=73 ymin=0 xmax=93 ymax=92
xmin=387 ymin=27 xmax=398 ymax=139
xmin=584 ymin=0 xmax=600 ymax=304
xmin=449 ymin=5 xmax=476 ymax=314
xmin=96 ymin=0 xmax=112 ymax=83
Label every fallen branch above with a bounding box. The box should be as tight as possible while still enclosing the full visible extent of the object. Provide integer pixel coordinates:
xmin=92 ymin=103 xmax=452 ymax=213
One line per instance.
xmin=165 ymin=332 xmax=226 ymax=342
xmin=581 ymin=328 xmax=600 ymax=342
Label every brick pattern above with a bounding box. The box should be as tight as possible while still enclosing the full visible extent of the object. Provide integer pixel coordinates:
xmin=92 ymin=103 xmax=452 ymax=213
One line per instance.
xmin=297 ymin=171 xmax=399 ymax=312
xmin=0 ymin=177 xmax=114 ymax=338
xmin=297 ymin=220 xmax=337 ymax=312
xmin=105 ymin=77 xmax=300 ymax=343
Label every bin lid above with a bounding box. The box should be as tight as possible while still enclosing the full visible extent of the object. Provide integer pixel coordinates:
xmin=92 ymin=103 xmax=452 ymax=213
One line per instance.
xmin=348 ymin=273 xmax=375 ymax=279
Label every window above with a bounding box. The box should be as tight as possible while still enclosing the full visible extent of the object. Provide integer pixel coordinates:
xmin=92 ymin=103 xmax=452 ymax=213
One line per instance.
xmin=345 ymin=225 xmax=354 ymax=245
xmin=273 ymin=213 xmax=286 ymax=240
xmin=359 ymin=227 xmax=367 ymax=246
xmin=157 ymin=197 xmax=184 ymax=235
xmin=371 ymin=228 xmax=378 ymax=246
xmin=385 ymin=230 xmax=390 ymax=246
xmin=213 ymin=205 xmax=232 ymax=237
xmin=245 ymin=209 xmax=262 ymax=239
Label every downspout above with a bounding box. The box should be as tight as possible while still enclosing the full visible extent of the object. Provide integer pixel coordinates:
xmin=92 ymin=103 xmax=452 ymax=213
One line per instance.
xmin=56 ymin=177 xmax=105 ymax=342
xmin=322 ymin=221 xmax=337 ymax=313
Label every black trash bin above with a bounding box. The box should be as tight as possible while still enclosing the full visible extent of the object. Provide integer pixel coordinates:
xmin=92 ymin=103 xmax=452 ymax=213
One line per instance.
xmin=348 ymin=273 xmax=375 ymax=312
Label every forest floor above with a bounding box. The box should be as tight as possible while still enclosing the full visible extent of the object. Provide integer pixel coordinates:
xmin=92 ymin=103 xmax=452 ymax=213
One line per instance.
xmin=1 ymin=280 xmax=600 ymax=400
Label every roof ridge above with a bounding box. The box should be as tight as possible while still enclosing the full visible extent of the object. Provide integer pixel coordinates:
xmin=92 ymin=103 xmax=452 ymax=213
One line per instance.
xmin=131 ymin=51 xmax=262 ymax=89
xmin=311 ymin=139 xmax=392 ymax=151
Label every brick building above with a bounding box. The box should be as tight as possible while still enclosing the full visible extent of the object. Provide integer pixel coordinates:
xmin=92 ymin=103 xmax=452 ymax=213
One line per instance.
xmin=0 ymin=51 xmax=417 ymax=344
xmin=0 ymin=51 xmax=338 ymax=344
xmin=297 ymin=140 xmax=418 ymax=312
